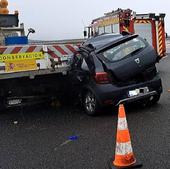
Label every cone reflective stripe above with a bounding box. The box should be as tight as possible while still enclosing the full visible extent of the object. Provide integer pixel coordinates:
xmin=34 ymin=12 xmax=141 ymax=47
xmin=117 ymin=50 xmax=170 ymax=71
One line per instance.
xmin=118 ymin=117 xmax=128 ymax=130
xmin=111 ymin=104 xmax=142 ymax=168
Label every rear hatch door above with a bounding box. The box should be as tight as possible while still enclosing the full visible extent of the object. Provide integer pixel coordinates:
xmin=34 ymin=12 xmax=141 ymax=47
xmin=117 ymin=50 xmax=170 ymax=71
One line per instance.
xmin=97 ymin=36 xmax=157 ymax=82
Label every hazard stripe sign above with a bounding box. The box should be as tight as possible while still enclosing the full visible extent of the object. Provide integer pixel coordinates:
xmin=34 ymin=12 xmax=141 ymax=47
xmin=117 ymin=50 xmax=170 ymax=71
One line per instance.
xmin=134 ymin=20 xmax=151 ymax=24
xmin=158 ymin=21 xmax=164 ymax=56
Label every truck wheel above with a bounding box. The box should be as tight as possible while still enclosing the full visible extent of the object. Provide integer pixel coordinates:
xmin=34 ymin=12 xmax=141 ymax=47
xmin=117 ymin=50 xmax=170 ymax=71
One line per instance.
xmin=82 ymin=90 xmax=100 ymax=116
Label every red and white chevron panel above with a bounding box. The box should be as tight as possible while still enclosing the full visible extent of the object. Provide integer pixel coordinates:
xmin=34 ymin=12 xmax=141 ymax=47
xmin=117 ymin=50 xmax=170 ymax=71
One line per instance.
xmin=0 ymin=44 xmax=79 ymax=59
xmin=0 ymin=45 xmax=43 ymax=54
xmin=47 ymin=44 xmax=79 ymax=59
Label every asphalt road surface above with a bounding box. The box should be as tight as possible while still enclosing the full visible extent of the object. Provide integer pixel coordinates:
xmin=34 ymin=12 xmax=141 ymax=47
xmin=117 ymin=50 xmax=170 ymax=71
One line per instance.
xmin=0 ymin=55 xmax=170 ymax=168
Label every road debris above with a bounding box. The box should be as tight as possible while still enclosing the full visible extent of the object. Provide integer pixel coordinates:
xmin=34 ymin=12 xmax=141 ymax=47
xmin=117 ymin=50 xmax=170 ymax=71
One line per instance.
xmin=59 ymin=140 xmax=72 ymax=147
xmin=51 ymin=100 xmax=61 ymax=108
xmin=54 ymin=135 xmax=79 ymax=151
xmin=69 ymin=135 xmax=78 ymax=141
xmin=13 ymin=121 xmax=18 ymax=125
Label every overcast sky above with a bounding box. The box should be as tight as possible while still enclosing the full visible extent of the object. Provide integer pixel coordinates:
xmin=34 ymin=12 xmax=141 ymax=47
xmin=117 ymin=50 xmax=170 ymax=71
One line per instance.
xmin=8 ymin=0 xmax=170 ymax=40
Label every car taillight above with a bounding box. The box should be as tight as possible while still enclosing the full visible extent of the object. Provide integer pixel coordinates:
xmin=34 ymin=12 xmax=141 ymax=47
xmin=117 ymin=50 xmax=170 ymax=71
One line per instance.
xmin=94 ymin=72 xmax=111 ymax=84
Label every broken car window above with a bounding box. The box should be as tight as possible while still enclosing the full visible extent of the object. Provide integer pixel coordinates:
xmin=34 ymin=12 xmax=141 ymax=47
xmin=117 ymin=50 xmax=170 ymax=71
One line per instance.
xmin=103 ymin=37 xmax=146 ymax=62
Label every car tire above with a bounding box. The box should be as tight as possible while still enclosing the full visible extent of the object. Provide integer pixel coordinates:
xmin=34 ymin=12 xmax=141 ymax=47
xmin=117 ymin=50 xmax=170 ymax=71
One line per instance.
xmin=82 ymin=90 xmax=101 ymax=116
xmin=141 ymin=94 xmax=161 ymax=107
xmin=148 ymin=94 xmax=161 ymax=105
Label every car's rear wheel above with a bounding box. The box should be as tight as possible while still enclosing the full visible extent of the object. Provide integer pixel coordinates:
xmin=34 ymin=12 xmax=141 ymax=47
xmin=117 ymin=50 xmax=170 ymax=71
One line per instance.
xmin=83 ymin=90 xmax=100 ymax=116
xmin=148 ymin=94 xmax=161 ymax=105
xmin=142 ymin=94 xmax=161 ymax=107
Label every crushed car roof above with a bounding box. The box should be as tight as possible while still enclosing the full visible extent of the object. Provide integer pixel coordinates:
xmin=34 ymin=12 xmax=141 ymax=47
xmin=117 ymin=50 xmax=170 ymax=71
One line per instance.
xmin=82 ymin=33 xmax=139 ymax=54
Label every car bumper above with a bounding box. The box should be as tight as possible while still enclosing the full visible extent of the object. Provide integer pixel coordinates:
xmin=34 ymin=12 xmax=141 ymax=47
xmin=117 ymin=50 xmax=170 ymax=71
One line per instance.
xmin=90 ymin=74 xmax=162 ymax=106
xmin=116 ymin=91 xmax=157 ymax=105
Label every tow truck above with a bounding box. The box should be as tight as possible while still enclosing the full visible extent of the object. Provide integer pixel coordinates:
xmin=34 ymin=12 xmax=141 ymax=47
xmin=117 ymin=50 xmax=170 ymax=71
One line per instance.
xmin=0 ymin=0 xmax=80 ymax=109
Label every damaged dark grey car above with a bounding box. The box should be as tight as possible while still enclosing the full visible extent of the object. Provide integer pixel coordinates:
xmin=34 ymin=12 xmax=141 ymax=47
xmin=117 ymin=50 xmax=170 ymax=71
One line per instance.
xmin=69 ymin=33 xmax=162 ymax=115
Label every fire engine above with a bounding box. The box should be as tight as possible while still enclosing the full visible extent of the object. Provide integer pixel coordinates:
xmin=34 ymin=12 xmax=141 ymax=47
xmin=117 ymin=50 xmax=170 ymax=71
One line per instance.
xmin=84 ymin=8 xmax=166 ymax=58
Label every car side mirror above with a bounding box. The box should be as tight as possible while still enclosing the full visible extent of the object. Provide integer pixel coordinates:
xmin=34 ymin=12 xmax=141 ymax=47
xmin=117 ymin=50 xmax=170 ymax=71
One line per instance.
xmin=27 ymin=28 xmax=35 ymax=37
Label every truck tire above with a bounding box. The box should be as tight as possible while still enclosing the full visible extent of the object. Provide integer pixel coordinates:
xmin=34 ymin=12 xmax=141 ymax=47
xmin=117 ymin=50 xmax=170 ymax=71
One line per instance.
xmin=0 ymin=99 xmax=6 ymax=113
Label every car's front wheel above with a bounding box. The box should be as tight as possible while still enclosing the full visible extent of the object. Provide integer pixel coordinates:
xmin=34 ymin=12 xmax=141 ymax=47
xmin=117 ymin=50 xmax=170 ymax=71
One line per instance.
xmin=82 ymin=90 xmax=100 ymax=116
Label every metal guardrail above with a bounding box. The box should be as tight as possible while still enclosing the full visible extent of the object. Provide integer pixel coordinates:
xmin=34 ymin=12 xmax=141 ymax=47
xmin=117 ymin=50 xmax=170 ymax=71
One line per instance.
xmin=166 ymin=38 xmax=170 ymax=54
xmin=29 ymin=38 xmax=86 ymax=45
xmin=166 ymin=37 xmax=170 ymax=41
xmin=166 ymin=38 xmax=170 ymax=44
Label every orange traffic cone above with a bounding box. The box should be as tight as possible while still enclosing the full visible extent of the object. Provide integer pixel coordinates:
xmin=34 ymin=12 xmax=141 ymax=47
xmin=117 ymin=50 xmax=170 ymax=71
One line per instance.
xmin=110 ymin=104 xmax=142 ymax=169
